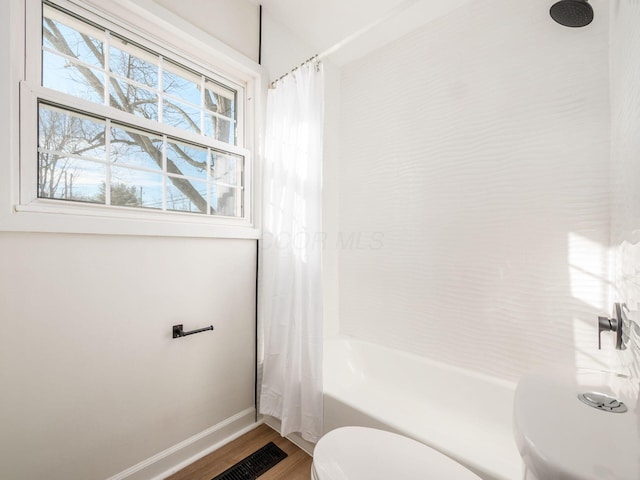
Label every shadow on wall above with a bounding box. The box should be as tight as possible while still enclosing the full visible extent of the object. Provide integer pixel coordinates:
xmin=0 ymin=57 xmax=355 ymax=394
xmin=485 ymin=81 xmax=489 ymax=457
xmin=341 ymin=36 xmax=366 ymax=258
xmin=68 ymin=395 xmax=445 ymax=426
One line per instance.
xmin=567 ymin=231 xmax=613 ymax=369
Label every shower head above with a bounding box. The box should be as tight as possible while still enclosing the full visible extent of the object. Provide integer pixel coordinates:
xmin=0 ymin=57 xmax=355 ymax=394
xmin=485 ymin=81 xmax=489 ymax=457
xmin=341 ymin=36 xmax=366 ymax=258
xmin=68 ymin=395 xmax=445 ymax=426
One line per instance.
xmin=550 ymin=0 xmax=594 ymax=27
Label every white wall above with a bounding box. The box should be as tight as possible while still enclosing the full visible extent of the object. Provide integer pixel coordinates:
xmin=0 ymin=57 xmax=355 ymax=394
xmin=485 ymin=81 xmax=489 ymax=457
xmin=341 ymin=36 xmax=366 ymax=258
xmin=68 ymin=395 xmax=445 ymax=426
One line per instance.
xmin=0 ymin=234 xmax=256 ymax=480
xmin=153 ymin=0 xmax=260 ymax=62
xmin=0 ymin=1 xmax=259 ymax=479
xmin=337 ymin=0 xmax=611 ymax=382
xmin=610 ymin=0 xmax=640 ymax=381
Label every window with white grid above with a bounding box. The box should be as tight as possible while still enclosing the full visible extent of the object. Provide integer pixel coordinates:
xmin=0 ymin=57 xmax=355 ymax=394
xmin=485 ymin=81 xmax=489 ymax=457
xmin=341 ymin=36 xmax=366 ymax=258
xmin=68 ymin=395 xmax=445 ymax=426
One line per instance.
xmin=17 ymin=0 xmax=255 ymax=231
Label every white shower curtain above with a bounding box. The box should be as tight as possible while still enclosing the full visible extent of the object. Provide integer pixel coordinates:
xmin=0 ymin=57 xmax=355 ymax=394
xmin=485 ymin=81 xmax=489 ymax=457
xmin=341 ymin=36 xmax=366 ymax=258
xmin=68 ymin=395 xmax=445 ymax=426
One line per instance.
xmin=259 ymin=60 xmax=324 ymax=442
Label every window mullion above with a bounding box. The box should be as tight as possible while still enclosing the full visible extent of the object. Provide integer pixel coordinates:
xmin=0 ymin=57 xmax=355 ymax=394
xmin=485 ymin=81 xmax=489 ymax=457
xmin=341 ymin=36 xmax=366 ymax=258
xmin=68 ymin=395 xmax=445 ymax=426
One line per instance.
xmin=200 ymin=75 xmax=205 ymax=136
xmin=238 ymin=158 xmax=244 ymax=217
xmin=162 ymin=135 xmax=167 ymax=211
xmin=104 ymin=30 xmax=111 ymax=107
xmin=206 ymin=148 xmax=211 ymax=215
xmin=105 ymin=118 xmax=112 ymax=205
xmin=158 ymin=55 xmax=164 ymax=124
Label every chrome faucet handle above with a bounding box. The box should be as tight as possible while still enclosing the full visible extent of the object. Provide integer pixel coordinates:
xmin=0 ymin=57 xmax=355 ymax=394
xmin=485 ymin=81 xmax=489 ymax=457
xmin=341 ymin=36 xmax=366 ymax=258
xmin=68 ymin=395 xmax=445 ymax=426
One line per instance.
xmin=598 ymin=316 xmax=616 ymax=350
xmin=597 ymin=303 xmax=625 ymax=350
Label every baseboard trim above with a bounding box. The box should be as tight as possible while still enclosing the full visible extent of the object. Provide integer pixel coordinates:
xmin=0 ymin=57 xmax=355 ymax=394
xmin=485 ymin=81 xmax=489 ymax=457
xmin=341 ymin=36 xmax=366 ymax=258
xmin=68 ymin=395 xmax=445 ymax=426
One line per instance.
xmin=262 ymin=415 xmax=316 ymax=456
xmin=106 ymin=408 xmax=260 ymax=480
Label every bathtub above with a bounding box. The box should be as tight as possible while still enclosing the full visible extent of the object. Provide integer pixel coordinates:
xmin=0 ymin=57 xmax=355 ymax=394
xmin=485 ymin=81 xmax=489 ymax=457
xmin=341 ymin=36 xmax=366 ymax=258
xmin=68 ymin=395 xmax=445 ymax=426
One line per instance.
xmin=322 ymin=337 xmax=523 ymax=480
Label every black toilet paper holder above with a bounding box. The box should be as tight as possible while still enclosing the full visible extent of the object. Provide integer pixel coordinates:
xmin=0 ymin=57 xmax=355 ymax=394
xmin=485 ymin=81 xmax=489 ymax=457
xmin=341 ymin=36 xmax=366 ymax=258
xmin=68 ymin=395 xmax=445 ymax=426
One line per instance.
xmin=172 ymin=324 xmax=214 ymax=339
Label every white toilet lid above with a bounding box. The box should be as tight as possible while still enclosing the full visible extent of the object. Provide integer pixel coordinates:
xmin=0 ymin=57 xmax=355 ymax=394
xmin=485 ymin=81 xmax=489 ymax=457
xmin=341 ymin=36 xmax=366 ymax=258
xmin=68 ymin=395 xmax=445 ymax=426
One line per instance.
xmin=313 ymin=427 xmax=482 ymax=480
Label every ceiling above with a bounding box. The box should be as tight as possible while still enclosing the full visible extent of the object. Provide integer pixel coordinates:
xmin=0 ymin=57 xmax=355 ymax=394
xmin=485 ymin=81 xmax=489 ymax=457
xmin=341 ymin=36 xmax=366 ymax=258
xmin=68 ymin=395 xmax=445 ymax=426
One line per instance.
xmin=254 ymin=0 xmax=472 ymax=65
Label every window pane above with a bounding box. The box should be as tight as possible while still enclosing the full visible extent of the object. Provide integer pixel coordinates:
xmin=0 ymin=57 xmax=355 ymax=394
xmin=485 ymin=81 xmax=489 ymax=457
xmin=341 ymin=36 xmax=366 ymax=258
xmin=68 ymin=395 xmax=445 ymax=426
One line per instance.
xmin=43 ymin=6 xmax=104 ymax=69
xmin=204 ymin=115 xmax=234 ymax=144
xmin=163 ymin=64 xmax=201 ymax=105
xmin=211 ymin=150 xmax=241 ymax=185
xmin=163 ymin=98 xmax=201 ymax=134
xmin=110 ymin=79 xmax=158 ymax=121
xmin=110 ymin=39 xmax=158 ymax=89
xmin=167 ymin=141 xmax=208 ymax=180
xmin=166 ymin=177 xmax=207 ymax=214
xmin=42 ymin=6 xmax=106 ymax=104
xmin=39 ymin=105 xmax=106 ymax=160
xmin=211 ymin=185 xmax=238 ymax=217
xmin=110 ymin=126 xmax=162 ymax=171
xmin=38 ymin=154 xmax=105 ymax=203
xmin=43 ymin=51 xmax=105 ymax=104
xmin=205 ymin=81 xmax=235 ymax=117
xmin=111 ymin=166 xmax=163 ymax=209
xmin=204 ymin=80 xmax=236 ymax=144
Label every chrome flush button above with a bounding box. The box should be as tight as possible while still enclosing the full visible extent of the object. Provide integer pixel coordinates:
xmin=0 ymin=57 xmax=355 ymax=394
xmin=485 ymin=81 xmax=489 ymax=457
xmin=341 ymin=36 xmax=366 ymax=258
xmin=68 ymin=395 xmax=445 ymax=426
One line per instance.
xmin=578 ymin=392 xmax=628 ymax=413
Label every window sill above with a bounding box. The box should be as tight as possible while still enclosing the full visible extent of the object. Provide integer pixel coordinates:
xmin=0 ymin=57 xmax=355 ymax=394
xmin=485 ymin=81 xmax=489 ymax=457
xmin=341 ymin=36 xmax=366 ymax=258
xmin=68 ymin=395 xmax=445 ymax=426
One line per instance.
xmin=1 ymin=201 xmax=260 ymax=239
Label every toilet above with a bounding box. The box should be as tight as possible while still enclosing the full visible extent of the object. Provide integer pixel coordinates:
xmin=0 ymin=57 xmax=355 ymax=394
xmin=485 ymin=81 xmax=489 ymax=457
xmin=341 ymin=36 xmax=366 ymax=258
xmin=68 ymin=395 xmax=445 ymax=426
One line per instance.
xmin=311 ymin=426 xmax=482 ymax=479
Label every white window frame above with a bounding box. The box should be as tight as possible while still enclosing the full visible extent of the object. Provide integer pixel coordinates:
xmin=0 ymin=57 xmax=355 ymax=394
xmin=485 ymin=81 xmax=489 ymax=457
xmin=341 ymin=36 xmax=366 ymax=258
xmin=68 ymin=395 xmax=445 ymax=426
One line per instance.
xmin=0 ymin=0 xmax=263 ymax=238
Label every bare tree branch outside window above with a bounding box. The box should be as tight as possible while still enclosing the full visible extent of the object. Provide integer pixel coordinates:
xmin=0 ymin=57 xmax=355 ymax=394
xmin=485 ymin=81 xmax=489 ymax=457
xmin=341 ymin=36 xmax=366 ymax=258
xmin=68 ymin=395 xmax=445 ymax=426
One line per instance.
xmin=38 ymin=6 xmax=241 ymax=217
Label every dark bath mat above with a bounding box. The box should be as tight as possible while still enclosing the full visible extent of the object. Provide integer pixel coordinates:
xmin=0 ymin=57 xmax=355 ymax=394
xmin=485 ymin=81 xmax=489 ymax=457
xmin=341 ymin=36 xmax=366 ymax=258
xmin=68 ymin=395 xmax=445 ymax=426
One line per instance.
xmin=211 ymin=441 xmax=288 ymax=480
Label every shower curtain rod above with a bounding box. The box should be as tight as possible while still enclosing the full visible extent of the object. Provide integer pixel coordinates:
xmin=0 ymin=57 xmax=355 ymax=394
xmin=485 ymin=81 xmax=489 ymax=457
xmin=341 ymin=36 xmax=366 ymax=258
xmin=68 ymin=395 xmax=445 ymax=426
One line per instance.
xmin=269 ymin=0 xmax=421 ymax=88
xmin=269 ymin=54 xmax=319 ymax=89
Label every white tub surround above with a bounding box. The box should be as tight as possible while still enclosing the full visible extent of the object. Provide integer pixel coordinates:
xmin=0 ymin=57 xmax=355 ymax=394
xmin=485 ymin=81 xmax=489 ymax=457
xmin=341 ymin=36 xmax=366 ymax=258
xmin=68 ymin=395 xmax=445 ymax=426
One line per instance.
xmin=339 ymin=0 xmax=611 ymax=382
xmin=323 ymin=337 xmax=522 ymax=480
xmin=611 ymin=0 xmax=640 ymax=381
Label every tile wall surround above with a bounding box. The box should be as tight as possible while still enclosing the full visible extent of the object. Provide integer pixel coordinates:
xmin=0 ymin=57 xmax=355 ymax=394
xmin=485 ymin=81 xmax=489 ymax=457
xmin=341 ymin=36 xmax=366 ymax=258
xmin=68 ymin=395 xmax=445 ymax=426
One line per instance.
xmin=338 ymin=0 xmax=612 ymax=382
xmin=610 ymin=0 xmax=640 ymax=384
